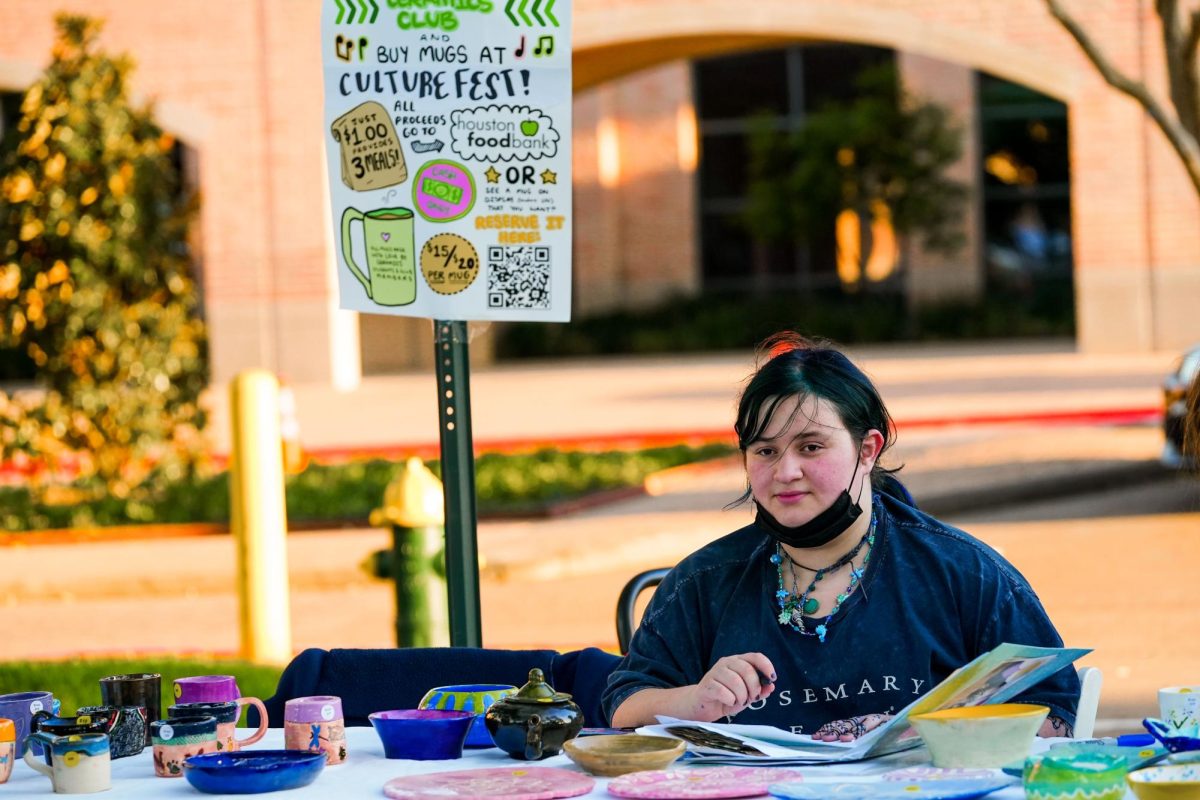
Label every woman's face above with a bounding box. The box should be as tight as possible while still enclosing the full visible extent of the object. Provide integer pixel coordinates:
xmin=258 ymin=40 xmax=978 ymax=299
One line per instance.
xmin=744 ymin=394 xmax=880 ymax=528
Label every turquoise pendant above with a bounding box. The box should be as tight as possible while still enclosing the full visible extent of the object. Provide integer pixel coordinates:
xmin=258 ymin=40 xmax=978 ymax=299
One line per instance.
xmin=802 ymin=597 xmax=819 ymax=615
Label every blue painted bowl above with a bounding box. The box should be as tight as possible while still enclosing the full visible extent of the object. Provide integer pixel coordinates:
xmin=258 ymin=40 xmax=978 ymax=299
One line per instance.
xmin=418 ymin=683 xmax=517 ymax=747
xmin=183 ymin=750 xmax=325 ymax=794
xmin=369 ymin=709 xmax=475 ymax=760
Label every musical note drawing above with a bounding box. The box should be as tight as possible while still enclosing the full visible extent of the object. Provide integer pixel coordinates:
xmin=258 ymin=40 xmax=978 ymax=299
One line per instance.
xmin=534 ymin=35 xmax=554 ymax=56
xmin=335 ymin=34 xmax=353 ymax=62
xmin=514 ymin=35 xmax=526 ymax=58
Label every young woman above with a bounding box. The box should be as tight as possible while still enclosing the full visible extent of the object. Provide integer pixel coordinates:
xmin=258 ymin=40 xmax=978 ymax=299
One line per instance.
xmin=602 ymin=334 xmax=1078 ymax=740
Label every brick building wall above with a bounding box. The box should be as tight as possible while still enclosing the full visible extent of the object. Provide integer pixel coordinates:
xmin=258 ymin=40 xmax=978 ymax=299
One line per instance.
xmin=1 ymin=0 xmax=1196 ymax=385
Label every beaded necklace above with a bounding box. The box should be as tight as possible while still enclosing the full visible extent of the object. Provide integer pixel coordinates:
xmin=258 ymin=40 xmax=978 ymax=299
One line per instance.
xmin=771 ymin=511 xmax=876 ymax=643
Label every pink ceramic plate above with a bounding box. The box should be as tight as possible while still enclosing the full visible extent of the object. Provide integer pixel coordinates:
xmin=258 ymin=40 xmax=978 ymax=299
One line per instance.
xmin=382 ymin=766 xmax=595 ymax=800
xmin=607 ymin=766 xmax=804 ymax=799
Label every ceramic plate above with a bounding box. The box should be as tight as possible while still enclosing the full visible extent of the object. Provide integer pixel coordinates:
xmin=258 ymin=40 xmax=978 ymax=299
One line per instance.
xmin=607 ymin=766 xmax=804 ymax=799
xmin=768 ymin=778 xmax=1012 ymax=800
xmin=880 ymin=768 xmax=1002 ymax=782
xmin=382 ymin=766 xmax=594 ymax=800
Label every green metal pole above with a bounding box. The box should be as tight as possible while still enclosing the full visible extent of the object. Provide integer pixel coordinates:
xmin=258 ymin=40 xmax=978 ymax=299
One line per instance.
xmin=433 ymin=320 xmax=482 ymax=647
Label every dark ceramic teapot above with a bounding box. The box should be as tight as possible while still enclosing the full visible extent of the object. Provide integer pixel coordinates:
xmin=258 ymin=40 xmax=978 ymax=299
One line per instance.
xmin=484 ymin=668 xmax=584 ymax=760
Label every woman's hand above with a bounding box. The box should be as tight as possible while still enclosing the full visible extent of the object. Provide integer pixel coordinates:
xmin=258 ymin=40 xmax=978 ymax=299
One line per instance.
xmin=685 ymin=653 xmax=777 ymax=722
xmin=811 ymin=712 xmax=892 ymax=741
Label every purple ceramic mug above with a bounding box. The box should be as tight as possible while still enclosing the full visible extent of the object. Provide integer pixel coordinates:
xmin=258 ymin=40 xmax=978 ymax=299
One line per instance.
xmin=173 ymin=675 xmax=239 ymax=705
xmin=0 ymin=692 xmax=58 ymax=757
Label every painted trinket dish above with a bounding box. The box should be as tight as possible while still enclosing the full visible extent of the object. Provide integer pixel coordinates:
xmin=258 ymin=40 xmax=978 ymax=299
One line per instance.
xmin=484 ymin=668 xmax=584 ymax=761
xmin=562 ymin=734 xmax=685 ymax=777
xmin=1145 ymin=718 xmax=1200 ymax=757
xmin=183 ymin=750 xmax=325 ymax=794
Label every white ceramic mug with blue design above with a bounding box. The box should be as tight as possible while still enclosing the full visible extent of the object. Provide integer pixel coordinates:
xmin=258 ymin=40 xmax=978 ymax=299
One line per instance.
xmin=418 ymin=684 xmax=517 ymax=747
xmin=1160 ymin=686 xmax=1200 ymax=732
xmin=23 ymin=732 xmax=110 ymax=794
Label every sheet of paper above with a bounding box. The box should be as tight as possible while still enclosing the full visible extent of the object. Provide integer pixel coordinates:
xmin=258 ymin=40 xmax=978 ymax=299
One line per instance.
xmin=321 ymin=1 xmax=573 ymax=321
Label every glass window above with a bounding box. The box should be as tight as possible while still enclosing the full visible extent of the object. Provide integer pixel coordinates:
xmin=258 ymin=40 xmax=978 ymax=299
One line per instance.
xmin=979 ymin=73 xmax=1073 ymax=295
xmin=802 ymin=44 xmax=892 ymax=109
xmin=698 ymin=133 xmax=751 ymax=200
xmin=695 ymin=49 xmax=789 ymax=121
xmin=693 ymin=44 xmax=896 ymax=293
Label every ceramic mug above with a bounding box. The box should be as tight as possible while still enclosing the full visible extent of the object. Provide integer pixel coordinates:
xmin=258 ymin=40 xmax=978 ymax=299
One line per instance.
xmin=0 ymin=718 xmax=13 ymax=784
xmin=32 ymin=716 xmax=109 ymax=764
xmin=173 ymin=674 xmax=240 ymax=705
xmin=23 ymin=732 xmax=111 ymax=794
xmin=99 ymin=673 xmax=160 ymax=745
xmin=169 ymin=699 xmax=267 ymax=752
xmin=0 ymin=691 xmax=58 ymax=757
xmin=1160 ymin=686 xmax=1200 ymax=732
xmin=151 ymin=715 xmax=218 ymax=777
xmin=75 ymin=706 xmax=147 ymax=759
xmin=283 ymin=695 xmax=347 ymax=765
xmin=419 ymin=684 xmax=517 ymax=747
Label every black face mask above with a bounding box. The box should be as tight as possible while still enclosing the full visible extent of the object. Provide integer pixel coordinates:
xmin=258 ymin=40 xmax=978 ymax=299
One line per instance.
xmin=755 ymin=459 xmax=864 ymax=549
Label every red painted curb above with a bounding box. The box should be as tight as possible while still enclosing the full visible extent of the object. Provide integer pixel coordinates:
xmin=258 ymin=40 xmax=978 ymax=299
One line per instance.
xmin=290 ymin=406 xmax=1161 ymax=465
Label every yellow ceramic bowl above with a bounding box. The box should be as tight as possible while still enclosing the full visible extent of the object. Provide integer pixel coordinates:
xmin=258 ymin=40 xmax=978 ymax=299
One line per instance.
xmin=1128 ymin=763 xmax=1200 ymax=800
xmin=562 ymin=734 xmax=686 ymax=777
xmin=909 ymin=703 xmax=1048 ymax=768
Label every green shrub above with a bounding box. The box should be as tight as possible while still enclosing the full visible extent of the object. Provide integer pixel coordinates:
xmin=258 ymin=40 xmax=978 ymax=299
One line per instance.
xmin=0 ymin=442 xmax=736 ymax=532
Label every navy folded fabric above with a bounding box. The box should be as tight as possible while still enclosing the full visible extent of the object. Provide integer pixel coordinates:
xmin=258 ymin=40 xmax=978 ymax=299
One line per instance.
xmin=252 ymin=646 xmax=621 ymax=729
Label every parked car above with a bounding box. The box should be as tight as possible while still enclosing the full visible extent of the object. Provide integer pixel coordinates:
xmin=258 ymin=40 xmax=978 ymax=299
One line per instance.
xmin=1162 ymin=343 xmax=1200 ymax=468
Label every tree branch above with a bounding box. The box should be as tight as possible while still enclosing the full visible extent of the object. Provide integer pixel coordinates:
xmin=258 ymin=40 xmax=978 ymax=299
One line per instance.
xmin=1186 ymin=9 xmax=1200 ymax=62
xmin=1044 ymin=0 xmax=1200 ymax=196
xmin=1157 ymin=0 xmax=1199 ymax=141
xmin=1185 ymin=8 xmax=1200 ymax=75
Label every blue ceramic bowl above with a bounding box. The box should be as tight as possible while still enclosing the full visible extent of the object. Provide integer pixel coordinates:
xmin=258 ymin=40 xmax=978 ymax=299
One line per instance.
xmin=418 ymin=683 xmax=517 ymax=747
xmin=369 ymin=709 xmax=475 ymax=760
xmin=183 ymin=750 xmax=325 ymax=794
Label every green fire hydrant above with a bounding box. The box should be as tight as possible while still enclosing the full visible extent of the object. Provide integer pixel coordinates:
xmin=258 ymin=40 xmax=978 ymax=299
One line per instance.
xmin=368 ymin=457 xmax=448 ymax=647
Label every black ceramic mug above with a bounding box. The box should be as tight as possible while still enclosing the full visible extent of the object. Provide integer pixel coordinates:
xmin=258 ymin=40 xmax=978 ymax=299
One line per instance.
xmin=99 ymin=674 xmax=161 ymax=746
xmin=76 ymin=705 xmax=147 ymax=759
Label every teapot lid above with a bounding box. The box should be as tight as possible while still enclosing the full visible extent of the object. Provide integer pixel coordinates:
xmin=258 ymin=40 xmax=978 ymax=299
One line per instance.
xmin=507 ymin=668 xmax=574 ymax=705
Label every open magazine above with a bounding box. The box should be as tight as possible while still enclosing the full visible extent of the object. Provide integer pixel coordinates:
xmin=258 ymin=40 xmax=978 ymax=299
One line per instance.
xmin=638 ymin=642 xmax=1090 ymax=765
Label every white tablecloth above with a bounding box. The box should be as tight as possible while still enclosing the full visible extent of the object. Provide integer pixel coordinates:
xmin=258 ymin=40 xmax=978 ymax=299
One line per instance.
xmin=1 ymin=728 xmax=1063 ymax=798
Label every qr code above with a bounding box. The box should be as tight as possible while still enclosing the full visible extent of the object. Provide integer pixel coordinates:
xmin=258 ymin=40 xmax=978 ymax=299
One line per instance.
xmin=487 ymin=246 xmax=551 ymax=309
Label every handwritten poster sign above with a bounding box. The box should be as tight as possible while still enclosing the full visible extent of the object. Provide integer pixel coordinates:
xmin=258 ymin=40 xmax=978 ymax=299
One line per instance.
xmin=321 ymin=0 xmax=573 ymax=321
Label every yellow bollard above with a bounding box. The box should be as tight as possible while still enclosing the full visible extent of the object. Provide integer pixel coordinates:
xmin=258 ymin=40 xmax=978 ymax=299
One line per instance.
xmin=229 ymin=370 xmax=293 ymax=664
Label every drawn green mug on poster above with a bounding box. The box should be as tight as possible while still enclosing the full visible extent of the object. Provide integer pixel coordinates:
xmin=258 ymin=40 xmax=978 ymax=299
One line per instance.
xmin=340 ymin=206 xmax=417 ymax=306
